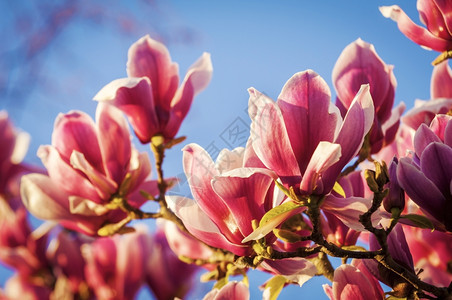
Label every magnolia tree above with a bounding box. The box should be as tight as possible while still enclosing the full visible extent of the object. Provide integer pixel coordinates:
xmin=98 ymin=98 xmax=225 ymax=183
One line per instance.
xmin=1 ymin=1 xmax=452 ymax=299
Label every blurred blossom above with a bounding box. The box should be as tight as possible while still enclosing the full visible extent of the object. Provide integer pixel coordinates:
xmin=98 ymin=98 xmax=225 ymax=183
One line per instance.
xmin=82 ymin=227 xmax=149 ymax=300
xmin=380 ymin=1 xmax=452 ymax=52
xmin=323 ymin=259 xmax=384 ymax=300
xmin=397 ymin=114 xmax=452 ymax=231
xmin=94 ymin=35 xmax=213 ymax=143
xmin=0 ymin=111 xmax=32 ymax=210
xmin=1 ymin=274 xmax=52 ymax=300
xmin=333 ymin=38 xmax=404 ymax=154
xmin=147 ymin=222 xmax=200 ymax=300
xmin=404 ymin=225 xmax=452 ymax=286
xmin=20 ymin=103 xmax=158 ymax=236
xmin=202 ymin=281 xmax=249 ymax=300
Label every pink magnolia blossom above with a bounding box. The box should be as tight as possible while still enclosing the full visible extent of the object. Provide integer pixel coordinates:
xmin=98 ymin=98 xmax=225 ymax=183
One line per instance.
xmin=146 ymin=223 xmax=200 ymax=300
xmin=203 ymin=282 xmax=249 ymax=300
xmin=20 ymin=103 xmax=158 ymax=236
xmin=94 ymin=35 xmax=213 ymax=143
xmin=323 ymin=259 xmax=384 ymax=300
xmin=0 ymin=111 xmax=32 ymax=210
xmin=380 ymin=1 xmax=452 ymax=52
xmin=404 ymin=225 xmax=452 ymax=286
xmin=167 ymin=143 xmax=281 ymax=256
xmin=82 ymin=227 xmax=149 ymax=300
xmin=0 ymin=200 xmax=49 ymax=278
xmin=431 ymin=60 xmax=452 ymax=99
xmin=333 ymin=38 xmax=405 ymax=154
xmin=397 ymin=114 xmax=452 ymax=231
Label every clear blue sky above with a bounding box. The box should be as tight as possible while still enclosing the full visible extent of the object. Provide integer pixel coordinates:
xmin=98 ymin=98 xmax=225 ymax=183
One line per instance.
xmin=0 ymin=1 xmax=439 ymax=298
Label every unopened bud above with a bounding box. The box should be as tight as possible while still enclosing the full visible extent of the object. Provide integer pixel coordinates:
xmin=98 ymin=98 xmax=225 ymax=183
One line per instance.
xmin=383 ymin=158 xmax=405 ymax=213
xmin=364 ymin=169 xmax=379 ymax=192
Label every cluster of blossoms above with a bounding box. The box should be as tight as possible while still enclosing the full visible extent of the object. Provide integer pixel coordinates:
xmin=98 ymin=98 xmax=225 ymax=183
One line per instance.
xmin=1 ymin=1 xmax=452 ymax=299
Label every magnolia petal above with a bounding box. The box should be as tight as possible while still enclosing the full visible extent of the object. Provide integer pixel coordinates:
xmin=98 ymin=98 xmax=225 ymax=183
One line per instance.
xmin=323 ymin=85 xmax=374 ymax=192
xmin=166 ymin=196 xmax=249 ymax=256
xmin=299 ymin=141 xmax=341 ymax=195
xmin=332 ymin=264 xmax=383 ymax=300
xmin=250 ymin=93 xmax=300 ymax=178
xmin=183 ymin=143 xmax=239 ymax=240
xmin=431 ymin=60 xmax=452 ymax=98
xmin=277 ymin=70 xmax=340 ymax=174
xmin=52 ymin=110 xmax=103 ymax=170
xmin=94 ymin=77 xmax=159 ymax=143
xmin=96 ymin=103 xmax=132 ymax=184
xmin=203 ymin=281 xmax=249 ymax=300
xmin=380 ymin=5 xmax=452 ymax=52
xmin=215 ymin=147 xmax=245 ymax=174
xmin=321 ymin=195 xmax=376 ymax=232
xmin=126 ymin=150 xmax=152 ymax=194
xmin=397 ymin=157 xmax=446 ymax=222
xmin=20 ymin=174 xmax=71 ymax=220
xmin=402 ymin=98 xmax=452 ymax=130
xmin=70 ymin=151 xmax=117 ymax=199
xmin=69 ymin=196 xmax=109 ymax=216
xmin=260 ymin=258 xmax=317 ymax=286
xmin=420 ymin=142 xmax=452 ymax=196
xmin=165 ymin=52 xmax=213 ymax=139
xmin=414 ymin=124 xmax=442 ymax=157
xmin=429 ymin=114 xmax=452 ymax=142
xmin=38 ymin=146 xmax=101 ymax=203
xmin=127 ymin=35 xmax=179 ymax=109
xmin=212 ymin=168 xmax=276 ymax=238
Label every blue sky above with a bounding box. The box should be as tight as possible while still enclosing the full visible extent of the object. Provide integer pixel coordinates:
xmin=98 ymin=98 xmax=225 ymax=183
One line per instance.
xmin=0 ymin=1 xmax=441 ymax=298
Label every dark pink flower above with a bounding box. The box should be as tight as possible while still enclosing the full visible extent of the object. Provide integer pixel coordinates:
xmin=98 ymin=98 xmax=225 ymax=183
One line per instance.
xmin=333 ymin=39 xmax=405 ymax=154
xmin=20 ymin=104 xmax=158 ymax=236
xmin=146 ymin=223 xmax=200 ymax=300
xmin=323 ymin=259 xmax=384 ymax=300
xmin=94 ymin=35 xmax=213 ymax=143
xmin=380 ymin=1 xmax=452 ymax=52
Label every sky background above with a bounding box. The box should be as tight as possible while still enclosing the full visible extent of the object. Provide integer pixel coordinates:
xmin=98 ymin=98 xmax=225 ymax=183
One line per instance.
xmin=0 ymin=1 xmax=440 ymax=299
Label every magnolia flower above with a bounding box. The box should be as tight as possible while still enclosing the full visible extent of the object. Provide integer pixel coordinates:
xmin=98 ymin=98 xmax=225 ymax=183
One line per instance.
xmin=167 ymin=143 xmax=281 ymax=256
xmin=403 ymin=61 xmax=452 ymax=129
xmin=0 ymin=111 xmax=32 ymax=210
xmin=380 ymin=1 xmax=452 ymax=52
xmin=333 ymin=38 xmax=404 ymax=154
xmin=21 ymin=103 xmax=158 ymax=236
xmin=82 ymin=227 xmax=149 ymax=300
xmin=94 ymin=35 xmax=213 ymax=143
xmin=323 ymin=259 xmax=384 ymax=300
xmin=404 ymin=225 xmax=452 ymax=286
xmin=203 ymin=281 xmax=249 ymax=300
xmin=397 ymin=114 xmax=452 ymax=231
xmin=146 ymin=223 xmax=200 ymax=300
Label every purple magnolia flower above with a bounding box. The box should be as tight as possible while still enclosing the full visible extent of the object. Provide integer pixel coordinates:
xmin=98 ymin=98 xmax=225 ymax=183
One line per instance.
xmin=397 ymin=114 xmax=452 ymax=231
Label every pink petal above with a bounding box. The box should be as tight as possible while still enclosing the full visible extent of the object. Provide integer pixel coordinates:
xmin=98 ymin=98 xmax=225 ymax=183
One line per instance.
xmin=299 ymin=141 xmax=341 ymax=195
xmin=277 ymin=70 xmax=340 ymax=174
xmin=414 ymin=123 xmax=442 ymax=156
xmin=323 ymin=85 xmax=374 ymax=192
xmin=127 ymin=35 xmax=179 ymax=110
xmin=431 ymin=61 xmax=452 ymax=99
xmin=164 ymin=52 xmax=213 ymax=139
xmin=215 ymin=147 xmax=245 ymax=174
xmin=51 ymin=110 xmax=103 ymax=171
xmin=211 ymin=168 xmax=276 ymax=238
xmin=70 ymin=151 xmax=117 ymax=200
xmin=203 ymin=282 xmax=250 ymax=300
xmin=418 ymin=0 xmax=452 ymax=39
xmin=94 ymin=77 xmax=159 ymax=143
xmin=126 ymin=150 xmax=152 ymax=194
xmin=260 ymin=258 xmax=317 ymax=286
xmin=402 ymin=98 xmax=452 ymax=129
xmin=249 ymin=91 xmax=300 ymax=178
xmin=183 ymin=144 xmax=239 ymax=241
xmin=166 ymin=196 xmax=249 ymax=256
xmin=380 ymin=5 xmax=452 ymax=52
xmin=38 ymin=146 xmax=101 ymax=203
xmin=96 ymin=103 xmax=132 ymax=184
xmin=332 ymin=264 xmax=383 ymax=300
